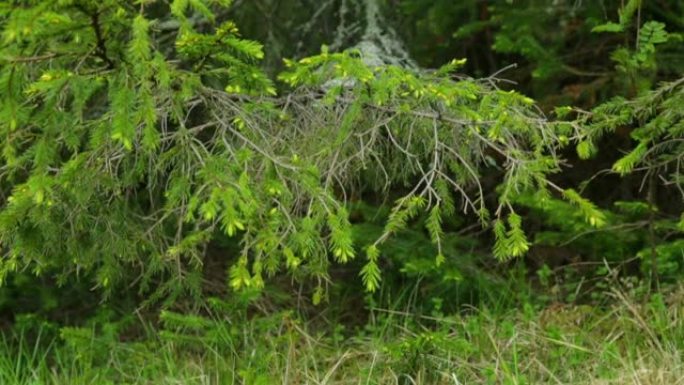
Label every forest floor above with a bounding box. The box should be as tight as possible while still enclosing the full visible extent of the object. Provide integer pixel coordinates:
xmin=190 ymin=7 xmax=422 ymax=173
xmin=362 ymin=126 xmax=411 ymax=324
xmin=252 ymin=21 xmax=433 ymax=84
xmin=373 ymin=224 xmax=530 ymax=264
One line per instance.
xmin=1 ymin=280 xmax=683 ymax=384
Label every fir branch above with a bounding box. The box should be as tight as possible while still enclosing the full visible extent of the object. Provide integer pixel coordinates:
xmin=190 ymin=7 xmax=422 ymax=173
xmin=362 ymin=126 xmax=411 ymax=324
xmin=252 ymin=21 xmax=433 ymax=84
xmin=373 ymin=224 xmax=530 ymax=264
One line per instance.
xmin=75 ymin=4 xmax=115 ymax=69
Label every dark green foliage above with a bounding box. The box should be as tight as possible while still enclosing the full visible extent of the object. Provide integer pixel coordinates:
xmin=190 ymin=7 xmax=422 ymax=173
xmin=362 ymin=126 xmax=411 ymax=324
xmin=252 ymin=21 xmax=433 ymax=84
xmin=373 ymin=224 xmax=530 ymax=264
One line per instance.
xmin=394 ymin=0 xmax=684 ymax=102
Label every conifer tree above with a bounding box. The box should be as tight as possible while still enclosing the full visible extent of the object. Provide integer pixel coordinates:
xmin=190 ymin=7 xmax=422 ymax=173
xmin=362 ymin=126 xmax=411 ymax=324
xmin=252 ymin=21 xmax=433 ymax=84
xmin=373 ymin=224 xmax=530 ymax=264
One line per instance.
xmin=0 ymin=0 xmax=574 ymax=301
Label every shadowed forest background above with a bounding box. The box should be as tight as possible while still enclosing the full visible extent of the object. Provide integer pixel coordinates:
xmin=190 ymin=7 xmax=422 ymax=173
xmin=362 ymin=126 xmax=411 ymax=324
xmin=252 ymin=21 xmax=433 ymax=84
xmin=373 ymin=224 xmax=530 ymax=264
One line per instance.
xmin=0 ymin=0 xmax=683 ymax=383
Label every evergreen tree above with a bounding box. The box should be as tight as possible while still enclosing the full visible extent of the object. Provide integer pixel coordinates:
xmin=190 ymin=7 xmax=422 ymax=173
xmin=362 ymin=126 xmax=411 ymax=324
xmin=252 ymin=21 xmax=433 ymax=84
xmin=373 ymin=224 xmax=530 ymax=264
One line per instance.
xmin=0 ymin=0 xmax=572 ymax=302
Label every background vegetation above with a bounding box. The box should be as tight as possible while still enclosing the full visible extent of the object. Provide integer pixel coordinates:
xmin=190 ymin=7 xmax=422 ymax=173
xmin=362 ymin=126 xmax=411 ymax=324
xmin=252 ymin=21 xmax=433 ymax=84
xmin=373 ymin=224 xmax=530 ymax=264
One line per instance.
xmin=0 ymin=0 xmax=682 ymax=383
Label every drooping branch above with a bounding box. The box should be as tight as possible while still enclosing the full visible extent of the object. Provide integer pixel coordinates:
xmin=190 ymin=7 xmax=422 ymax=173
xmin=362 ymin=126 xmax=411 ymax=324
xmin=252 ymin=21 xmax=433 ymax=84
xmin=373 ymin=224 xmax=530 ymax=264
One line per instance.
xmin=75 ymin=4 xmax=115 ymax=69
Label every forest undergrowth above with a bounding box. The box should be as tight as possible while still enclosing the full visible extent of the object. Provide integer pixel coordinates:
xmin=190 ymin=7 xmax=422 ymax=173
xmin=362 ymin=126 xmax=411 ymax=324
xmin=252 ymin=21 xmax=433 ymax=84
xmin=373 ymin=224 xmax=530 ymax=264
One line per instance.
xmin=2 ymin=270 xmax=684 ymax=384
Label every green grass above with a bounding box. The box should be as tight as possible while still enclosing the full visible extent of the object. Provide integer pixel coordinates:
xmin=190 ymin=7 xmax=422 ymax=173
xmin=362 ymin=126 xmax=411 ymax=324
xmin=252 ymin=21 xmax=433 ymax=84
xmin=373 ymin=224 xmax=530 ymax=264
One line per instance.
xmin=1 ymin=284 xmax=684 ymax=384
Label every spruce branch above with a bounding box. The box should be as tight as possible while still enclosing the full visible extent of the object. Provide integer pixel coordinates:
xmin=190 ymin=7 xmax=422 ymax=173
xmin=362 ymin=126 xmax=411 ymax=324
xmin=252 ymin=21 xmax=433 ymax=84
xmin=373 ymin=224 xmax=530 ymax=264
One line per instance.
xmin=74 ymin=4 xmax=115 ymax=69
